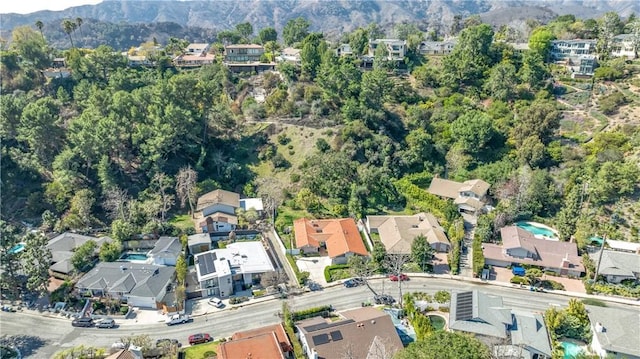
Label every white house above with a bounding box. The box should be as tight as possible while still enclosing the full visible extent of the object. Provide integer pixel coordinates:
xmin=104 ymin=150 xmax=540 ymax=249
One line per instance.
xmin=196 ymin=189 xmax=240 ymax=233
xmin=147 ymin=236 xmax=182 ymax=266
xmin=186 ymin=43 xmax=211 ymax=56
xmin=592 ymin=250 xmax=640 ymax=284
xmin=587 ymin=306 xmax=640 ymax=359
xmin=611 ymin=34 xmax=637 ymax=59
xmin=428 ymin=177 xmax=491 ymax=215
xmin=194 ymin=241 xmax=274 ymax=298
xmin=368 ymin=39 xmax=406 ymax=60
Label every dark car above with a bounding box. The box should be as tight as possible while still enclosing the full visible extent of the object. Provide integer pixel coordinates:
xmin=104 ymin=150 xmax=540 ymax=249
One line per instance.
xmin=188 ymin=333 xmax=212 ymax=346
xmin=344 ymin=280 xmax=358 ymax=288
xmin=96 ymin=318 xmax=115 ymax=328
xmin=308 ymin=282 xmax=323 ymax=291
xmin=374 ymin=294 xmax=396 ymax=305
xmin=71 ymin=317 xmax=94 ymax=327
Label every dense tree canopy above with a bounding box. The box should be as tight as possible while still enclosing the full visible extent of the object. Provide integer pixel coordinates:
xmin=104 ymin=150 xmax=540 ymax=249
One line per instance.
xmin=395 ymin=331 xmax=491 ymax=359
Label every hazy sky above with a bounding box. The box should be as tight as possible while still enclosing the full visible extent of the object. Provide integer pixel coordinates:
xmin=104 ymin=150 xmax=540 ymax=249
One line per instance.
xmin=1 ymin=0 xmax=103 ymax=14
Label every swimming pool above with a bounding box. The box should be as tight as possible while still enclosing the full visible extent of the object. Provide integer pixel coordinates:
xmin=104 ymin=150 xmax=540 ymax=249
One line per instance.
xmin=516 ymin=222 xmax=558 ymax=239
xmin=428 ymin=315 xmax=446 ymax=330
xmin=119 ymin=252 xmax=149 ymax=262
xmin=7 ymin=243 xmax=25 ymax=255
xmin=561 ymin=341 xmax=584 ymax=358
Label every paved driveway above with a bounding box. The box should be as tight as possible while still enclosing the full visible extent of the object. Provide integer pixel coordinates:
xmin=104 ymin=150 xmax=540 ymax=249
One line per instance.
xmin=491 ymin=267 xmax=585 ymax=293
xmin=296 ymin=256 xmax=333 ymax=285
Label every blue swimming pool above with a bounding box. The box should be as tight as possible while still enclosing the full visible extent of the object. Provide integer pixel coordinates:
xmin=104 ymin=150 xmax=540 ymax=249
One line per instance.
xmin=516 ymin=222 xmax=558 ymax=239
xmin=7 ymin=243 xmax=25 ymax=255
xmin=119 ymin=252 xmax=149 ymax=261
xmin=561 ymin=341 xmax=584 ymax=359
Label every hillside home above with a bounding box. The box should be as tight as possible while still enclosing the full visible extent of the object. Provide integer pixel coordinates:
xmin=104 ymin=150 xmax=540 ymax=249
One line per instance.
xmin=368 ymin=39 xmax=406 ymax=60
xmin=147 ymin=236 xmax=182 ymax=266
xmin=483 ymin=226 xmax=584 ymax=277
xmin=47 ymin=232 xmax=113 ymax=277
xmin=611 ymin=34 xmax=637 ymax=59
xmin=335 ymin=43 xmax=354 ymax=57
xmin=428 ymin=177 xmax=491 ymax=215
xmin=196 ymin=189 xmax=240 ymax=233
xmin=173 ymin=53 xmax=215 ymax=68
xmin=223 ymin=44 xmax=275 ymax=73
xmin=277 ymin=47 xmax=302 ymax=65
xmin=296 ymin=307 xmax=403 ymax=359
xmin=194 ymin=241 xmax=274 ymax=298
xmin=450 ymin=291 xmax=552 ymax=359
xmin=186 ymin=43 xmax=211 ymax=56
xmin=418 ymin=40 xmax=457 ymax=55
xmin=587 ymin=306 xmax=640 ymax=359
xmin=239 ymin=197 xmax=264 ymax=216
xmin=219 ymin=323 xmax=293 ymax=359
xmin=366 ymin=213 xmax=450 ymax=254
xmin=43 ymin=57 xmax=71 ymax=78
xmin=293 ymin=218 xmax=369 ymax=264
xmin=592 ymin=250 xmax=640 ymax=284
xmin=550 ymin=39 xmax=597 ymax=76
xmin=75 ymin=262 xmax=175 ymax=309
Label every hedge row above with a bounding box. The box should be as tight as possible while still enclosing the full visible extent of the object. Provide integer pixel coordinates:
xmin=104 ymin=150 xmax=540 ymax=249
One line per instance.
xmin=324 ymin=264 xmax=350 ymax=283
xmin=292 ymin=305 xmax=333 ymax=321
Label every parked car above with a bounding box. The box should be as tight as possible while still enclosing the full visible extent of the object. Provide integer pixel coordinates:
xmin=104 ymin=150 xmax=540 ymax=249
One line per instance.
xmin=207 ymin=297 xmax=224 ymax=308
xmin=96 ymin=318 xmax=115 ymax=328
xmin=373 ymin=294 xmax=396 ymax=305
xmin=165 ymin=314 xmax=191 ymax=326
xmin=156 ymin=338 xmax=182 ymax=348
xmin=389 ymin=274 xmax=409 ymax=282
xmin=344 ymin=279 xmax=358 ymax=288
xmin=71 ymin=317 xmax=94 ymax=327
xmin=188 ymin=333 xmax=212 ymax=345
xmin=308 ymin=282 xmax=323 ymax=291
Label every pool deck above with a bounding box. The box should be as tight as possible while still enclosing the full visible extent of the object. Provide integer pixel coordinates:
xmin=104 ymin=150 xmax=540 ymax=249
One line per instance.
xmin=517 ymin=221 xmax=560 ymax=240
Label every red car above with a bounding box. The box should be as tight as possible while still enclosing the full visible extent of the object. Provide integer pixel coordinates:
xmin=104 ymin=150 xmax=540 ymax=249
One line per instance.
xmin=389 ymin=274 xmax=409 ymax=281
xmin=188 ymin=333 xmax=212 ymax=345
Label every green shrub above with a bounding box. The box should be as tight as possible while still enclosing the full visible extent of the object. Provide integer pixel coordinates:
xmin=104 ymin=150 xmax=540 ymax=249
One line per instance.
xmin=510 ymin=276 xmax=526 ymax=284
xmin=292 ymin=305 xmax=333 ymax=321
xmin=324 ymin=264 xmax=350 ymax=282
xmin=120 ymin=306 xmax=129 ymax=315
xmin=438 ymin=306 xmax=450 ymax=313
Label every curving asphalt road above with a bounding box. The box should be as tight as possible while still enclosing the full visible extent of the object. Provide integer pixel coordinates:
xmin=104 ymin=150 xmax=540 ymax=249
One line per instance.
xmin=1 ymin=277 xmax=638 ymax=358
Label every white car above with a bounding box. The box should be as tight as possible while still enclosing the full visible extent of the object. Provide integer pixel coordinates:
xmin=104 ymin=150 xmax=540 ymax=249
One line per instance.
xmin=208 ymin=297 xmax=224 ymax=308
xmin=165 ymin=314 xmax=190 ymax=326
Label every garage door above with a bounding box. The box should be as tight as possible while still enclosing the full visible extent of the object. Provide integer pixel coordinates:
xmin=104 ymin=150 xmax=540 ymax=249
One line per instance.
xmin=127 ymin=296 xmax=156 ymax=308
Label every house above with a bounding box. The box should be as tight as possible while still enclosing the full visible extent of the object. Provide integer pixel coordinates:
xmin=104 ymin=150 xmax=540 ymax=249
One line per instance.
xmin=335 ymin=43 xmax=353 ymax=57
xmin=605 ymin=239 xmax=640 ymax=253
xmin=46 ymin=232 xmax=113 ymax=277
xmin=173 ymin=53 xmax=215 ymax=68
xmin=105 ymin=347 xmax=143 ymax=359
xmin=196 ymin=189 xmax=240 ymax=233
xmin=219 ymin=323 xmax=293 ymax=359
xmin=43 ymin=57 xmax=72 ymax=78
xmin=368 ymin=39 xmax=406 ymax=60
xmin=293 ymin=218 xmax=369 ymax=264
xmin=225 ymin=44 xmax=265 ymax=62
xmin=451 ymin=291 xmax=552 ymax=359
xmin=147 ymin=236 xmax=182 ymax=266
xmin=428 ymin=177 xmax=491 ymax=215
xmin=187 ymin=233 xmax=212 ymax=255
xmin=239 ymin=197 xmax=264 ymax=217
xmin=592 ymin=250 xmax=640 ymax=284
xmin=611 ymin=34 xmax=637 ymax=59
xmin=449 ymin=290 xmax=512 ymax=339
xmin=483 ymin=226 xmax=584 ymax=277
xmin=549 ymin=39 xmax=597 ymax=76
xmin=587 ymin=306 xmax=640 ymax=359
xmin=277 ymin=47 xmax=302 ymax=65
xmin=366 ymin=213 xmax=450 ymax=253
xmin=194 ymin=241 xmax=274 ymax=298
xmin=418 ymin=40 xmax=457 ymax=55
xmin=186 ymin=43 xmax=211 ymax=56
xmin=75 ymin=262 xmax=175 ymax=309
xmin=125 ymin=55 xmax=152 ymax=67
xmin=296 ymin=307 xmax=403 ymax=359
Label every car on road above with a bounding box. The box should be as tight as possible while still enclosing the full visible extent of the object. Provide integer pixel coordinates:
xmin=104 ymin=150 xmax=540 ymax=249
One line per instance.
xmin=96 ymin=318 xmax=115 ymax=328
xmin=308 ymin=282 xmax=323 ymax=291
xmin=71 ymin=317 xmax=94 ymax=327
xmin=188 ymin=333 xmax=212 ymax=345
xmin=389 ymin=274 xmax=409 ymax=281
xmin=165 ymin=314 xmax=191 ymax=326
xmin=374 ymin=294 xmax=396 ymax=305
xmin=207 ymin=297 xmax=224 ymax=308
xmin=344 ymin=278 xmax=365 ymax=287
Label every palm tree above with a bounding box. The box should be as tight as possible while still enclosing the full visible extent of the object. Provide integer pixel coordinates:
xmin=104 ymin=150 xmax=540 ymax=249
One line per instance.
xmin=35 ymin=20 xmax=44 ymax=40
xmin=62 ymin=19 xmax=75 ymax=48
xmin=75 ymin=17 xmax=84 ymax=40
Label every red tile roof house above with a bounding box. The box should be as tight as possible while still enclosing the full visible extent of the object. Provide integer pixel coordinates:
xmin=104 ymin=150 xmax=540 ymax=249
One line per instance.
xmin=483 ymin=226 xmax=585 ymax=277
xmin=219 ymin=323 xmax=293 ymax=359
xmin=293 ymin=218 xmax=369 ymax=264
xmin=428 ymin=177 xmax=491 ymax=215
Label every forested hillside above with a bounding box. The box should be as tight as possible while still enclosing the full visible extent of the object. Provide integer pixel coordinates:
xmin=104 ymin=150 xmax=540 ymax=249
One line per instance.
xmin=1 ymin=12 xmax=639 ymax=249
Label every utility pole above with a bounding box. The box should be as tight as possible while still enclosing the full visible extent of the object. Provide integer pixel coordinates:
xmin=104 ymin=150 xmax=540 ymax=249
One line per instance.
xmin=594 ymin=233 xmax=606 ymax=280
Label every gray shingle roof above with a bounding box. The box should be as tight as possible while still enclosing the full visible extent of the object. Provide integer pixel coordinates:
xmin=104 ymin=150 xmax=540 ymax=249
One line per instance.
xmin=148 ymin=236 xmax=182 ymax=258
xmin=77 ymin=262 xmax=175 ymax=298
xmin=510 ymin=311 xmax=552 ymax=358
xmin=593 ymin=250 xmax=640 ymax=278
xmin=587 ymin=306 xmax=640 ymax=358
xmin=449 ymin=290 xmax=511 ymax=338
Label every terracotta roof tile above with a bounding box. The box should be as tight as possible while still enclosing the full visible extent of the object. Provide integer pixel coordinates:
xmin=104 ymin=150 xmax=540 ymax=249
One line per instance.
xmin=294 ymin=218 xmax=368 ymax=258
